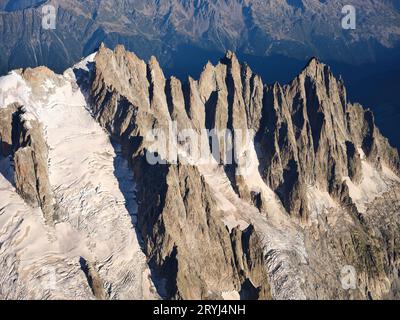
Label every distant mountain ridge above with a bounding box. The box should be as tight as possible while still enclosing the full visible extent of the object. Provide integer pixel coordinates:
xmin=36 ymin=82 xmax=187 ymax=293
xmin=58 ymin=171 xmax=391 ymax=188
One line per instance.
xmin=2 ymin=0 xmax=400 ymax=152
xmin=1 ymin=0 xmax=400 ymax=75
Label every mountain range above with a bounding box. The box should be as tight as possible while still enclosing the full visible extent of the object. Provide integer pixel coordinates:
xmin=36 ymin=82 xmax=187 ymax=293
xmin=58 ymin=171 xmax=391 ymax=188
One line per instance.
xmin=1 ymin=0 xmax=400 ymax=150
xmin=0 ymin=44 xmax=399 ymax=299
xmin=1 ymin=0 xmax=400 ymax=70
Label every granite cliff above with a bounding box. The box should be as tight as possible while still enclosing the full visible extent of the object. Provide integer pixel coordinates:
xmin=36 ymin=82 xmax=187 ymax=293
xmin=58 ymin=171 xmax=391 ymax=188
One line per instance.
xmin=0 ymin=45 xmax=399 ymax=299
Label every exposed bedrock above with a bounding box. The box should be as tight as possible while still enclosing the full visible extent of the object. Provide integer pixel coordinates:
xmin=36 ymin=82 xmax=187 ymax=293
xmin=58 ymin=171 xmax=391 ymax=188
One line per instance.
xmin=0 ymin=102 xmax=56 ymax=225
xmin=81 ymin=44 xmax=400 ymax=299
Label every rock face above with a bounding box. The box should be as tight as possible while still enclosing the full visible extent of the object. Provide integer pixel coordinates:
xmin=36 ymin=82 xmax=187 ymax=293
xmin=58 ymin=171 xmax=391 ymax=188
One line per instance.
xmin=258 ymin=58 xmax=400 ymax=220
xmin=0 ymin=102 xmax=18 ymax=156
xmin=0 ymin=102 xmax=55 ymax=224
xmin=0 ymin=45 xmax=400 ymax=300
xmin=83 ymin=45 xmax=400 ymax=299
xmin=88 ymin=45 xmax=272 ymax=299
xmin=13 ymin=110 xmax=56 ymax=225
xmin=79 ymin=257 xmax=107 ymax=300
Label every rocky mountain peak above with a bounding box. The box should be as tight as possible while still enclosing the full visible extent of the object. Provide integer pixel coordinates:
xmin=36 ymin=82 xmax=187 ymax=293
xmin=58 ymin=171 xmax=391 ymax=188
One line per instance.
xmin=222 ymin=50 xmax=238 ymax=62
xmin=88 ymin=43 xmax=400 ymax=214
xmin=1 ymin=45 xmax=400 ymax=300
xmin=303 ymin=56 xmax=321 ymax=70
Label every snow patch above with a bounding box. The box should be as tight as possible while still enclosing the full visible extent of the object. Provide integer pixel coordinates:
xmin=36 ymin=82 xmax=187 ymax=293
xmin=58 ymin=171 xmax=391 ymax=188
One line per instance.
xmin=0 ymin=72 xmax=32 ymax=108
xmin=307 ymin=185 xmax=337 ymax=223
xmin=344 ymin=151 xmax=399 ymax=213
xmin=72 ymin=53 xmax=97 ymax=73
xmin=222 ymin=290 xmax=240 ymax=300
xmin=0 ymin=56 xmax=157 ymax=300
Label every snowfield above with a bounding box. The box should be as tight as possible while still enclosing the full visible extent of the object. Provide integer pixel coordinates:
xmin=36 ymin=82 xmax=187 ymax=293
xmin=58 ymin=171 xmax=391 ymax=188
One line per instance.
xmin=0 ymin=58 xmax=157 ymax=300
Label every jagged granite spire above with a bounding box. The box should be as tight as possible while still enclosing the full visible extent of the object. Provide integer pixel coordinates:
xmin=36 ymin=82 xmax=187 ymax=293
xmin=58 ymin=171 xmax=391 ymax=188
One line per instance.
xmin=86 ymin=45 xmax=400 ymax=299
xmin=1 ymin=45 xmax=399 ymax=300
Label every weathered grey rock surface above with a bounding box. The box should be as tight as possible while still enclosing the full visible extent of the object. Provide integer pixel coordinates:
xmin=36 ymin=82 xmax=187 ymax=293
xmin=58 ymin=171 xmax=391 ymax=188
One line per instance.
xmin=82 ymin=45 xmax=400 ymax=299
xmin=0 ymin=102 xmax=55 ymax=224
xmin=0 ymin=44 xmax=399 ymax=300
